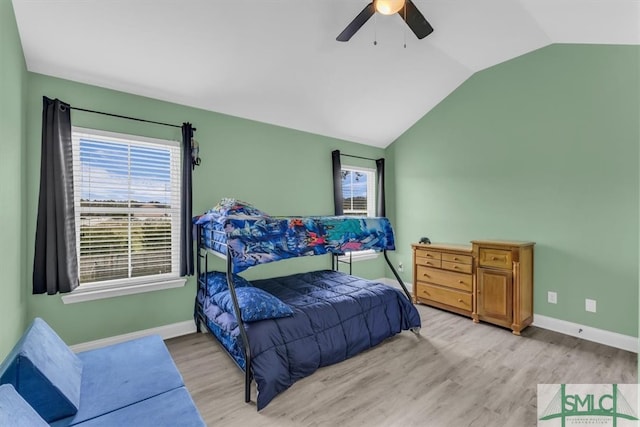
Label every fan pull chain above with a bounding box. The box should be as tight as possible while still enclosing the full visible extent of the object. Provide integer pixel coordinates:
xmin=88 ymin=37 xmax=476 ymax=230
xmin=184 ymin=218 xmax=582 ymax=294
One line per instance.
xmin=373 ymin=13 xmax=377 ymax=45
xmin=403 ymin=5 xmax=407 ymax=48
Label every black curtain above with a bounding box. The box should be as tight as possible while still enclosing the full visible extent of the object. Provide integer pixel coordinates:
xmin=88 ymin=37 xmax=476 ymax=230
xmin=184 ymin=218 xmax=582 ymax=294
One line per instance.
xmin=332 ymin=150 xmax=343 ymax=215
xmin=33 ymin=97 xmax=79 ymax=294
xmin=376 ymin=158 xmax=386 ymax=217
xmin=180 ymin=123 xmax=195 ymax=276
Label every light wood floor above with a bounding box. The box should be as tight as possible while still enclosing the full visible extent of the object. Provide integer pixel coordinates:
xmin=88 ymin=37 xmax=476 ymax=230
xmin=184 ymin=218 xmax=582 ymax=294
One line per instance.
xmin=166 ymin=304 xmax=637 ymax=427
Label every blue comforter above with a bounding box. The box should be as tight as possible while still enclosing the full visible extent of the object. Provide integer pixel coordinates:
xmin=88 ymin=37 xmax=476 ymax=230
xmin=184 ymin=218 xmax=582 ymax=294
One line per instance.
xmin=244 ymin=270 xmax=421 ymax=410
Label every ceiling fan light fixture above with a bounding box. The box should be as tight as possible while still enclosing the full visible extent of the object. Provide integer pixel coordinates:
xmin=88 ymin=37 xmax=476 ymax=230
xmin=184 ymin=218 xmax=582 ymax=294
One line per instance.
xmin=374 ymin=0 xmax=405 ymax=15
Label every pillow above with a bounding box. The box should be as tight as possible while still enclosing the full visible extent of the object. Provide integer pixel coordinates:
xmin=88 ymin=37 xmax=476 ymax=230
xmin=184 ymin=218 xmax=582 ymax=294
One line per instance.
xmin=202 ymin=271 xmax=252 ymax=296
xmin=0 ymin=318 xmax=82 ymax=422
xmin=209 ymin=198 xmax=270 ymax=217
xmin=213 ymin=287 xmax=294 ymax=322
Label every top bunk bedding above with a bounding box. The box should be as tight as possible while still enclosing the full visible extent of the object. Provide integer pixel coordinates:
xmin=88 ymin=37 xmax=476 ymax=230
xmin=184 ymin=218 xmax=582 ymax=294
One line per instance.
xmin=194 ymin=200 xmax=396 ymax=274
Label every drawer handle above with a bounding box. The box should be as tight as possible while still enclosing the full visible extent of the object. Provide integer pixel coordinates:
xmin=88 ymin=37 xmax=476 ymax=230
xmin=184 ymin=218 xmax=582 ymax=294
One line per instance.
xmin=423 ymin=274 xmax=429 ymax=278
xmin=457 ymin=299 xmax=463 ymax=303
xmin=458 ymin=280 xmax=464 ymax=284
xmin=491 ymin=256 xmax=498 ymax=261
xmin=453 ymin=265 xmax=459 ymax=269
xmin=454 ymin=257 xmax=459 ymax=261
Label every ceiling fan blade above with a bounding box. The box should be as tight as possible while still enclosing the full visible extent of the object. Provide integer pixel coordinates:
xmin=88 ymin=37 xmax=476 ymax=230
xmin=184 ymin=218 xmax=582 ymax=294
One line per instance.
xmin=398 ymin=0 xmax=434 ymax=39
xmin=336 ymin=3 xmax=375 ymax=42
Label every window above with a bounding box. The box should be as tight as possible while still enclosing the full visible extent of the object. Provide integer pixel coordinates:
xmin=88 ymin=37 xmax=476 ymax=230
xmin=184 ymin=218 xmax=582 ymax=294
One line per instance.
xmin=340 ymin=166 xmax=378 ymax=261
xmin=63 ymin=128 xmax=185 ymax=303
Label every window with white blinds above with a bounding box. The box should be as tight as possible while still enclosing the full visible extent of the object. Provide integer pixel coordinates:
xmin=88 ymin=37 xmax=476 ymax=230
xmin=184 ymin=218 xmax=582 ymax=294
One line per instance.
xmin=341 ymin=166 xmax=375 ymax=217
xmin=340 ymin=165 xmax=377 ymax=261
xmin=72 ymin=128 xmax=181 ymax=287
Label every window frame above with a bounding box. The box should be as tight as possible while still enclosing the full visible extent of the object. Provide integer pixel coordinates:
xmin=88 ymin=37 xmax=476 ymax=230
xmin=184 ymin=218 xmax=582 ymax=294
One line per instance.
xmin=62 ymin=127 xmax=186 ymax=304
xmin=339 ymin=165 xmax=379 ymax=262
xmin=341 ymin=165 xmax=376 ymax=216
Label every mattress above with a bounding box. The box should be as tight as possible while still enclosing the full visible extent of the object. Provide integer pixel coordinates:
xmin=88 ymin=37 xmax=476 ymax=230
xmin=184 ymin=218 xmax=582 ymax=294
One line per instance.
xmin=199 ymin=269 xmax=421 ymax=410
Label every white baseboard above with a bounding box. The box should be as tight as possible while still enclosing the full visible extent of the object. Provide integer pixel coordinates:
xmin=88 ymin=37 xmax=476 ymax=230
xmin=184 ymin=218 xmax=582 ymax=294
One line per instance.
xmin=533 ymin=314 xmax=638 ymax=353
xmin=381 ymin=278 xmax=637 ymax=353
xmin=70 ymin=320 xmax=196 ymax=353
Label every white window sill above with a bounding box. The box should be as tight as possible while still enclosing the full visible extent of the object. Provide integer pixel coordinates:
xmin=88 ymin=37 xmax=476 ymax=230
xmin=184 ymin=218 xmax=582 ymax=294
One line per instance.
xmin=61 ymin=278 xmax=187 ymax=304
xmin=338 ymin=250 xmax=380 ymax=263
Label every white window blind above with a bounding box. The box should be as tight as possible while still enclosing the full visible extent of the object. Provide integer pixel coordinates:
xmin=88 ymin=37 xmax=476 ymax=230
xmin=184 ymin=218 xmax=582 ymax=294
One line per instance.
xmin=339 ymin=165 xmax=378 ymax=262
xmin=72 ymin=128 xmax=181 ymax=287
xmin=342 ymin=166 xmax=375 ymax=217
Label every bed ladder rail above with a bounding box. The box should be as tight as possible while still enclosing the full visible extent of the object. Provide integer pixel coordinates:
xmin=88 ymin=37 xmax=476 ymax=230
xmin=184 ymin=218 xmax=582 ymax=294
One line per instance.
xmin=383 ymin=250 xmax=412 ymax=302
xmin=225 ymin=255 xmax=253 ymax=404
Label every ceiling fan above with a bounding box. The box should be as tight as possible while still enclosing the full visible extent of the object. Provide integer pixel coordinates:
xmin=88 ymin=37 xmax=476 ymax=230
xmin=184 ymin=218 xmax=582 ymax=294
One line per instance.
xmin=337 ymin=0 xmax=434 ymax=42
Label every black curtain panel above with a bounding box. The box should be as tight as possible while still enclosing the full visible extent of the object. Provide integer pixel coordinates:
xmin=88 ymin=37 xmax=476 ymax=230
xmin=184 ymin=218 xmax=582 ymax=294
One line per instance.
xmin=376 ymin=158 xmax=386 ymax=217
xmin=33 ymin=97 xmax=79 ymax=294
xmin=180 ymin=123 xmax=195 ymax=276
xmin=332 ymin=150 xmax=343 ymax=215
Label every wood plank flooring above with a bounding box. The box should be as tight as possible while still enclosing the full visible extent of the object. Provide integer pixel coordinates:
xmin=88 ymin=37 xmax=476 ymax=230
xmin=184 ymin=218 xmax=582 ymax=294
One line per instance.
xmin=166 ymin=304 xmax=637 ymax=427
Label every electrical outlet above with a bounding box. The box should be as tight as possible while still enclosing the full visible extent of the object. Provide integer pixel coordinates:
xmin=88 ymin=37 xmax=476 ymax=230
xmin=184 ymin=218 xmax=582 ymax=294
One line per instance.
xmin=586 ymin=299 xmax=596 ymax=313
xmin=547 ymin=291 xmax=557 ymax=304
xmin=398 ymin=262 xmax=404 ymax=273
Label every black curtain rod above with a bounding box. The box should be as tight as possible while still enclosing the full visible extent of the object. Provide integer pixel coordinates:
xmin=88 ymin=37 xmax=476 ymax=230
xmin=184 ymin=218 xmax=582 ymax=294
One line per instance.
xmin=70 ymin=106 xmax=195 ymax=131
xmin=340 ymin=153 xmax=380 ymax=162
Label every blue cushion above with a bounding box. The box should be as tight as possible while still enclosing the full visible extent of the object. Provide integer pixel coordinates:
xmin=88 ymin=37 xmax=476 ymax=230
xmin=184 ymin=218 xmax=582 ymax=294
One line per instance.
xmin=51 ymin=335 xmax=184 ymax=426
xmin=71 ymin=387 xmax=205 ymax=427
xmin=0 ymin=384 xmax=48 ymax=426
xmin=202 ymin=271 xmax=252 ymax=296
xmin=213 ymin=287 xmax=294 ymax=322
xmin=0 ymin=318 xmax=82 ymax=422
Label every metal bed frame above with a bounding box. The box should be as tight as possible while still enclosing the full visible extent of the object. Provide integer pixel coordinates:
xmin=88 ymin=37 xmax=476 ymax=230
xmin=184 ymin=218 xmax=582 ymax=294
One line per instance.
xmin=193 ymin=222 xmax=415 ymax=404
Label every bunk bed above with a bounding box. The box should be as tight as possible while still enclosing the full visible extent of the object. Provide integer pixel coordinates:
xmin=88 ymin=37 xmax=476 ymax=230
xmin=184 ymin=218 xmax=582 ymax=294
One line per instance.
xmin=193 ymin=199 xmax=421 ymax=410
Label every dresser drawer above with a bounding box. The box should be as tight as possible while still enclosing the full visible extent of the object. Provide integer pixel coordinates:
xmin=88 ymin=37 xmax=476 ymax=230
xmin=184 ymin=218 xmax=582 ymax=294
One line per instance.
xmin=441 ymin=253 xmax=472 ymax=265
xmin=416 ymin=283 xmax=471 ymax=311
xmin=441 ymin=260 xmax=472 ymax=274
xmin=416 ymin=257 xmax=441 ymax=268
xmin=415 ymin=249 xmax=441 ymax=261
xmin=478 ymin=248 xmax=512 ymax=270
xmin=416 ymin=266 xmax=472 ymax=292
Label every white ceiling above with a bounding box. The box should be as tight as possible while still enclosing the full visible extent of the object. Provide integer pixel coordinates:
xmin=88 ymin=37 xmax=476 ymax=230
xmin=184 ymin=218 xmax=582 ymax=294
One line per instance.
xmin=12 ymin=0 xmax=640 ymax=148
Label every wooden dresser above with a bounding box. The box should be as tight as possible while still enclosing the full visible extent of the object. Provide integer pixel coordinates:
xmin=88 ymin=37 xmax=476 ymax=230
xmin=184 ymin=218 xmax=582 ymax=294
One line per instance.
xmin=471 ymin=240 xmax=535 ymax=335
xmin=412 ymin=243 xmax=474 ymax=318
xmin=412 ymin=240 xmax=535 ymax=335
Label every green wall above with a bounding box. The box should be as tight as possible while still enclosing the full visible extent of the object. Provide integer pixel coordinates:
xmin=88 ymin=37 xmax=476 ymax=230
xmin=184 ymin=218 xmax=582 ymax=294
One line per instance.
xmin=387 ymin=44 xmax=639 ymax=337
xmin=25 ymin=73 xmax=385 ymax=345
xmin=0 ymin=0 xmax=28 ymax=359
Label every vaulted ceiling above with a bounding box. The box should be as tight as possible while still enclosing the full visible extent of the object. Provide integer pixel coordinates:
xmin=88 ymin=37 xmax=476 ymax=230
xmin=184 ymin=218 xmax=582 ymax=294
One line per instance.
xmin=12 ymin=0 xmax=640 ymax=147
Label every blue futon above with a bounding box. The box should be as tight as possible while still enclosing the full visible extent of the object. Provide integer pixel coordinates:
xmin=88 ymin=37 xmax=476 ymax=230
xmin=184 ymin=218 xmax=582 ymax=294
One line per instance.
xmin=0 ymin=318 xmax=205 ymax=426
